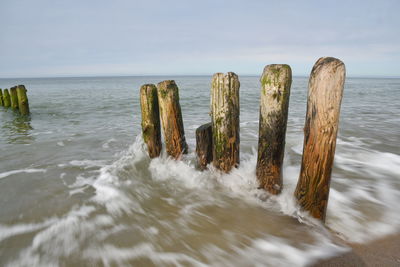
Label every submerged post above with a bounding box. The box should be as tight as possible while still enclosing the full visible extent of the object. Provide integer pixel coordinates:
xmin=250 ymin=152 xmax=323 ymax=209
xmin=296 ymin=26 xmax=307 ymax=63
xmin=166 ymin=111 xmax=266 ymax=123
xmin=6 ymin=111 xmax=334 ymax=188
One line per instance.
xmin=0 ymin=89 xmax=3 ymax=106
xmin=16 ymin=85 xmax=30 ymax=115
xmin=294 ymin=57 xmax=345 ymax=221
xmin=256 ymin=64 xmax=292 ymax=194
xmin=10 ymin=86 xmax=19 ymax=110
xmin=195 ymin=122 xmax=213 ymax=170
xmin=157 ymin=80 xmax=188 ymax=159
xmin=3 ymin=89 xmax=11 ymax=108
xmin=140 ymin=84 xmax=162 ymax=158
xmin=211 ymin=72 xmax=240 ymax=172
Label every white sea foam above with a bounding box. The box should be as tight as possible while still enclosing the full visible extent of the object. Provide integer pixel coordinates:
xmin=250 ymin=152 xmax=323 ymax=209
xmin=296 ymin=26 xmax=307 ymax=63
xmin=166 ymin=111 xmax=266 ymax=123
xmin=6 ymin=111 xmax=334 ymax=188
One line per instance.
xmin=0 ymin=168 xmax=47 ymax=180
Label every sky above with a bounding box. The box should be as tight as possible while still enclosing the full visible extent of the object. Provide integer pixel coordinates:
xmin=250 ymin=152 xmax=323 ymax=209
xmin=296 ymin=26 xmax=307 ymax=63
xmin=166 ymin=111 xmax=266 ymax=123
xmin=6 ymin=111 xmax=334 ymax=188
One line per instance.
xmin=0 ymin=0 xmax=399 ymax=78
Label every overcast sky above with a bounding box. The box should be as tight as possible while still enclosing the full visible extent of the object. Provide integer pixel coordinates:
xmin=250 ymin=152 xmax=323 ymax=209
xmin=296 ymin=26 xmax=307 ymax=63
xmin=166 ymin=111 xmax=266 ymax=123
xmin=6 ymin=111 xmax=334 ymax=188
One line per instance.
xmin=0 ymin=0 xmax=399 ymax=77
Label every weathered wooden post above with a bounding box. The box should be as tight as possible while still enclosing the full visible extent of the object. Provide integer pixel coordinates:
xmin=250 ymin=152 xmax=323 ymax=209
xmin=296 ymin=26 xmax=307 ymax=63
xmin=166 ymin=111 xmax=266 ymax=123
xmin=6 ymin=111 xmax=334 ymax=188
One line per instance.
xmin=294 ymin=57 xmax=345 ymax=221
xmin=16 ymin=85 xmax=30 ymax=115
xmin=211 ymin=72 xmax=240 ymax=172
xmin=256 ymin=64 xmax=292 ymax=194
xmin=195 ymin=122 xmax=213 ymax=170
xmin=0 ymin=89 xmax=3 ymax=106
xmin=10 ymin=86 xmax=19 ymax=110
xmin=157 ymin=80 xmax=188 ymax=159
xmin=140 ymin=84 xmax=162 ymax=158
xmin=3 ymin=89 xmax=11 ymax=108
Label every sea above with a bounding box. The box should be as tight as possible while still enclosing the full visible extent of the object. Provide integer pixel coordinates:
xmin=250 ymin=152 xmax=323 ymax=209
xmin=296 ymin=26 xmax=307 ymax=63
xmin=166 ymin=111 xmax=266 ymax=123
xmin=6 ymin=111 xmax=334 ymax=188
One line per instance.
xmin=0 ymin=76 xmax=399 ymax=266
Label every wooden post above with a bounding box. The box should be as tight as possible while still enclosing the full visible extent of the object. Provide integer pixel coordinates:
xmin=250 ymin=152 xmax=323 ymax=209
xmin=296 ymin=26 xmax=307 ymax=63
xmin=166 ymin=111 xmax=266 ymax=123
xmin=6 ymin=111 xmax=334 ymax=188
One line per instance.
xmin=10 ymin=86 xmax=19 ymax=110
xmin=16 ymin=85 xmax=30 ymax=115
xmin=0 ymin=89 xmax=3 ymax=106
xmin=294 ymin=57 xmax=346 ymax=221
xmin=3 ymin=89 xmax=11 ymax=108
xmin=211 ymin=72 xmax=240 ymax=172
xmin=256 ymin=64 xmax=292 ymax=194
xmin=195 ymin=122 xmax=213 ymax=170
xmin=157 ymin=80 xmax=188 ymax=159
xmin=140 ymin=84 xmax=162 ymax=158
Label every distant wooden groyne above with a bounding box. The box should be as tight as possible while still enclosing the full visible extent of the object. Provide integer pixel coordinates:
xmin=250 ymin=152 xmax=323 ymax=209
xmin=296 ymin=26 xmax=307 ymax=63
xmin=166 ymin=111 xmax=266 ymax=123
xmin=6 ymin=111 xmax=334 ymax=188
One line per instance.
xmin=139 ymin=57 xmax=345 ymax=222
xmin=0 ymin=85 xmax=30 ymax=115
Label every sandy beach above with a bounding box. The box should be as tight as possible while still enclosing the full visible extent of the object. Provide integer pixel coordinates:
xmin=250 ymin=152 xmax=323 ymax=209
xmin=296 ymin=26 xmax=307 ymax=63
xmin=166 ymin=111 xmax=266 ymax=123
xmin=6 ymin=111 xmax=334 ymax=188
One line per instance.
xmin=313 ymin=233 xmax=400 ymax=267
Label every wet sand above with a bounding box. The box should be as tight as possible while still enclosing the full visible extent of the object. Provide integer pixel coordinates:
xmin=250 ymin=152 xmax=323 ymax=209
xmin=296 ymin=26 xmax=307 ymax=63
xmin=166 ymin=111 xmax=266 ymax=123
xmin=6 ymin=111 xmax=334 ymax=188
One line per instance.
xmin=313 ymin=233 xmax=400 ymax=267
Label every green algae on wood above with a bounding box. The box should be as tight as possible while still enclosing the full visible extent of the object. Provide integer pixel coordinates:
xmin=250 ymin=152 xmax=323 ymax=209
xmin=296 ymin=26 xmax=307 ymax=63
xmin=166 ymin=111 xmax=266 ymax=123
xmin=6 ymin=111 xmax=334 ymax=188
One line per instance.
xmin=211 ymin=72 xmax=240 ymax=173
xmin=0 ymin=89 xmax=3 ymax=106
xmin=294 ymin=57 xmax=346 ymax=222
xmin=16 ymin=85 xmax=30 ymax=115
xmin=195 ymin=122 xmax=213 ymax=170
xmin=256 ymin=64 xmax=292 ymax=195
xmin=3 ymin=89 xmax=11 ymax=108
xmin=157 ymin=80 xmax=188 ymax=159
xmin=10 ymin=86 xmax=19 ymax=110
xmin=140 ymin=84 xmax=162 ymax=158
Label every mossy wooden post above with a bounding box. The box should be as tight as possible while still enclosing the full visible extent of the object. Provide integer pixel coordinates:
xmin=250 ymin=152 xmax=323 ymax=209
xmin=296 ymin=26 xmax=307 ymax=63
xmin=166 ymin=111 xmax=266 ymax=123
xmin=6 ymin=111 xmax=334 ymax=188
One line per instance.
xmin=157 ymin=80 xmax=188 ymax=159
xmin=0 ymin=89 xmax=3 ymax=106
xmin=10 ymin=86 xmax=19 ymax=110
xmin=196 ymin=122 xmax=213 ymax=170
xmin=211 ymin=72 xmax=240 ymax=172
xmin=3 ymin=89 xmax=11 ymax=108
xmin=256 ymin=64 xmax=292 ymax=194
xmin=294 ymin=57 xmax=346 ymax=222
xmin=140 ymin=84 xmax=162 ymax=158
xmin=16 ymin=85 xmax=30 ymax=115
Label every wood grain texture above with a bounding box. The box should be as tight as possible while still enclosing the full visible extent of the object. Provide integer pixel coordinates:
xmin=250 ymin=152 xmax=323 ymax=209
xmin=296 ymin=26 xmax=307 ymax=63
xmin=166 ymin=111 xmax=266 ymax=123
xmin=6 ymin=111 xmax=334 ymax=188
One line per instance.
xmin=10 ymin=86 xmax=19 ymax=110
xmin=294 ymin=57 xmax=346 ymax=221
xmin=16 ymin=85 xmax=30 ymax=115
xmin=157 ymin=80 xmax=188 ymax=159
xmin=3 ymin=89 xmax=11 ymax=108
xmin=140 ymin=84 xmax=162 ymax=158
xmin=256 ymin=64 xmax=292 ymax=194
xmin=195 ymin=122 xmax=213 ymax=170
xmin=211 ymin=72 xmax=240 ymax=172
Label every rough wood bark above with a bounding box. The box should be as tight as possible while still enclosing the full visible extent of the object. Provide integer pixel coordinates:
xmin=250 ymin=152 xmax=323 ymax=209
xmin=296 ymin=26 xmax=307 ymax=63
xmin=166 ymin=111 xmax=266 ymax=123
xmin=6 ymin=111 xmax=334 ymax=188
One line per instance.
xmin=294 ymin=57 xmax=346 ymax=221
xmin=157 ymin=80 xmax=188 ymax=159
xmin=3 ymin=89 xmax=11 ymax=108
xmin=211 ymin=72 xmax=240 ymax=172
xmin=196 ymin=122 xmax=213 ymax=170
xmin=16 ymin=85 xmax=30 ymax=115
xmin=10 ymin=86 xmax=19 ymax=110
xmin=256 ymin=64 xmax=292 ymax=194
xmin=0 ymin=89 xmax=3 ymax=106
xmin=140 ymin=84 xmax=162 ymax=158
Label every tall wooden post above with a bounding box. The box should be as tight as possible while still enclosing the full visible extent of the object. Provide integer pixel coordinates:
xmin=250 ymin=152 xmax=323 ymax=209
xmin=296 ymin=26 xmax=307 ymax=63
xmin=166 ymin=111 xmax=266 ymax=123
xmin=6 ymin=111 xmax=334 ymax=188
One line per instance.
xmin=0 ymin=89 xmax=3 ymax=106
xmin=196 ymin=122 xmax=213 ymax=170
xmin=157 ymin=80 xmax=188 ymax=159
xmin=294 ymin=57 xmax=346 ymax=221
xmin=10 ymin=86 xmax=19 ymax=110
xmin=3 ymin=89 xmax=11 ymax=108
xmin=16 ymin=85 xmax=30 ymax=115
xmin=140 ymin=84 xmax=162 ymax=158
xmin=211 ymin=72 xmax=240 ymax=172
xmin=256 ymin=64 xmax=292 ymax=194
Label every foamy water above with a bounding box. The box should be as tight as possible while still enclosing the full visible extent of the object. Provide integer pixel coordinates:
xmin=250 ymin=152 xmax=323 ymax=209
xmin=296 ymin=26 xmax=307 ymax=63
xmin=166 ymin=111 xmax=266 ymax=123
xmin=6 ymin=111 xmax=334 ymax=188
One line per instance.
xmin=0 ymin=76 xmax=399 ymax=266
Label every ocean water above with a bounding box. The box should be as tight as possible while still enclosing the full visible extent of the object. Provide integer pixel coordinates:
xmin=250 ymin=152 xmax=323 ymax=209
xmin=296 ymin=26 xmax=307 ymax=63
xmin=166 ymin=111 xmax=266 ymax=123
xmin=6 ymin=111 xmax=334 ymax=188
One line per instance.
xmin=0 ymin=76 xmax=399 ymax=266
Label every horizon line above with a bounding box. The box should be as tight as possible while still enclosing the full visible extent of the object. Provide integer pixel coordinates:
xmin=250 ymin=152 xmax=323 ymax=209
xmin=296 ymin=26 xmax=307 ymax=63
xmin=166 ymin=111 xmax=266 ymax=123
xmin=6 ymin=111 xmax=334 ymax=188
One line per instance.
xmin=1 ymin=74 xmax=400 ymax=79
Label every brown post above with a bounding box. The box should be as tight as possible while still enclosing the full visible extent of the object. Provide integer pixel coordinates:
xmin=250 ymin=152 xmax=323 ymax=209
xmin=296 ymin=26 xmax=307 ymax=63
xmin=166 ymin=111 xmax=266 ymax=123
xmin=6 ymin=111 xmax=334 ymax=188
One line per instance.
xmin=140 ymin=84 xmax=162 ymax=158
xmin=211 ymin=72 xmax=240 ymax=172
xmin=256 ymin=64 xmax=292 ymax=194
xmin=10 ymin=86 xmax=19 ymax=110
xmin=0 ymin=89 xmax=3 ymax=106
xmin=157 ymin=80 xmax=188 ymax=159
xmin=3 ymin=89 xmax=11 ymax=108
xmin=16 ymin=85 xmax=30 ymax=115
xmin=195 ymin=122 xmax=213 ymax=170
xmin=294 ymin=57 xmax=346 ymax=221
